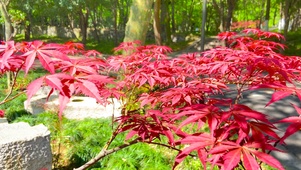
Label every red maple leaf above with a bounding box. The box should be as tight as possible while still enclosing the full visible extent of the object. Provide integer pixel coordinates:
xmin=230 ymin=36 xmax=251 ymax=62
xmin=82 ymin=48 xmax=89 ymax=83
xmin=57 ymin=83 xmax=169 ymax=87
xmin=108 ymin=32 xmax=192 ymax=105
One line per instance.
xmin=277 ymin=104 xmax=301 ymax=143
xmin=0 ymin=110 xmax=4 ymax=118
xmin=210 ymin=141 xmax=285 ymax=170
xmin=22 ymin=41 xmax=70 ymax=74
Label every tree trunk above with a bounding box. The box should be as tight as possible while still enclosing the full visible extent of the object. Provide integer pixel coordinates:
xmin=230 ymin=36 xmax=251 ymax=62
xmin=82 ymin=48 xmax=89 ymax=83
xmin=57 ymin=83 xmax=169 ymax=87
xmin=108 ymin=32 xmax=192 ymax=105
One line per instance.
xmin=114 ymin=0 xmax=119 ymax=46
xmin=164 ymin=0 xmax=172 ymax=45
xmin=121 ymin=0 xmax=131 ymax=30
xmin=171 ymin=0 xmax=176 ymax=33
xmin=24 ymin=12 xmax=33 ymax=40
xmin=90 ymin=9 xmax=100 ymax=43
xmin=79 ymin=8 xmax=89 ymax=45
xmin=24 ymin=22 xmax=31 ymax=41
xmin=0 ymin=1 xmax=12 ymax=41
xmin=283 ymin=0 xmax=292 ymax=39
xmin=272 ymin=3 xmax=278 ymax=26
xmin=264 ymin=0 xmax=271 ymax=31
xmin=67 ymin=14 xmax=80 ymax=41
xmin=123 ymin=0 xmax=153 ymax=45
xmin=160 ymin=0 xmax=172 ymax=44
xmin=153 ymin=0 xmax=162 ymax=45
xmin=187 ymin=0 xmax=195 ymax=32
xmin=225 ymin=0 xmax=236 ymax=31
xmin=283 ymin=0 xmax=300 ymax=38
xmin=292 ymin=8 xmax=301 ymax=31
xmin=212 ymin=0 xmax=224 ymax=32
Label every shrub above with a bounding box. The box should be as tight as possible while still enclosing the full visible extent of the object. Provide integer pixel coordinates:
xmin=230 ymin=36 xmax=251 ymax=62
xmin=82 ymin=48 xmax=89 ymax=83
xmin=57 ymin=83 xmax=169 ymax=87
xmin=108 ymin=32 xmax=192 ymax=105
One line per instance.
xmin=1 ymin=29 xmax=301 ymax=170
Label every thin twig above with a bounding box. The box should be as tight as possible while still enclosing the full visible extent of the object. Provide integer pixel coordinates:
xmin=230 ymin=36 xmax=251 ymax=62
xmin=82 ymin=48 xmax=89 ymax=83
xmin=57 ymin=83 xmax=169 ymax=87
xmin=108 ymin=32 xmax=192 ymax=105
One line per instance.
xmin=1 ymin=65 xmax=24 ymax=105
xmin=102 ymin=121 xmax=124 ymax=151
xmin=0 ymin=91 xmax=26 ymax=105
xmin=74 ymin=138 xmax=140 ymax=170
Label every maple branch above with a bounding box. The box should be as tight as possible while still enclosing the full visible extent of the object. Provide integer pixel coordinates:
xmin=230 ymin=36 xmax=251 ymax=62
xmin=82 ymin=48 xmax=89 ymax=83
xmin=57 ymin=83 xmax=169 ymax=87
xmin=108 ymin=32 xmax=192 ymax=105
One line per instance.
xmin=0 ymin=91 xmax=25 ymax=105
xmin=0 ymin=66 xmax=23 ymax=105
xmin=234 ymin=76 xmax=252 ymax=104
xmin=102 ymin=121 xmax=124 ymax=151
xmin=74 ymin=138 xmax=140 ymax=170
xmin=234 ymin=83 xmax=244 ymax=104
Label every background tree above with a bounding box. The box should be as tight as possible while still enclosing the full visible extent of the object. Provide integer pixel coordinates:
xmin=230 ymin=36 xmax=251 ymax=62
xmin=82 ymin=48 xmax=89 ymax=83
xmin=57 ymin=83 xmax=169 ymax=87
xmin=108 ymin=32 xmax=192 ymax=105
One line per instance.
xmin=123 ymin=0 xmax=153 ymax=45
xmin=0 ymin=0 xmax=12 ymax=40
xmin=265 ymin=0 xmax=271 ymax=31
xmin=0 ymin=0 xmax=300 ymax=48
xmin=153 ymin=0 xmax=162 ymax=45
xmin=281 ymin=0 xmax=301 ymax=39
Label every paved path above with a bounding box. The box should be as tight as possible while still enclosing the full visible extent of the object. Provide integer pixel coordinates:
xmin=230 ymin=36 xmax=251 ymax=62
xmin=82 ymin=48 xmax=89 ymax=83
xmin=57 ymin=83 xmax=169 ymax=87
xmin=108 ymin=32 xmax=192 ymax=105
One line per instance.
xmin=221 ymin=86 xmax=301 ymax=170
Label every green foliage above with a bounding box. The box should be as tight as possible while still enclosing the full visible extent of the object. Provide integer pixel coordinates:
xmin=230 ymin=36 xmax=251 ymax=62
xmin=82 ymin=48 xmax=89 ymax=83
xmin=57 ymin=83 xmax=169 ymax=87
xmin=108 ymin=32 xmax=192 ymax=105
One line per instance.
xmin=85 ymin=40 xmax=116 ymax=55
xmin=284 ymin=29 xmax=301 ymax=56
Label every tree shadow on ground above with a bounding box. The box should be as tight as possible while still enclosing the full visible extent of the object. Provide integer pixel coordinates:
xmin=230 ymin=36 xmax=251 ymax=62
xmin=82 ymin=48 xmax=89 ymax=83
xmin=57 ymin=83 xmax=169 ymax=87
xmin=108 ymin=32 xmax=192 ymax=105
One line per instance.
xmin=220 ymin=87 xmax=301 ymax=170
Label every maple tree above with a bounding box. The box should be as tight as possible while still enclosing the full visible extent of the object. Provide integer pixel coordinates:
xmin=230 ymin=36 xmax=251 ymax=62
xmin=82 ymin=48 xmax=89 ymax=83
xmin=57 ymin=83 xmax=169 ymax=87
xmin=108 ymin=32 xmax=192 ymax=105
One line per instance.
xmin=1 ymin=29 xmax=301 ymax=169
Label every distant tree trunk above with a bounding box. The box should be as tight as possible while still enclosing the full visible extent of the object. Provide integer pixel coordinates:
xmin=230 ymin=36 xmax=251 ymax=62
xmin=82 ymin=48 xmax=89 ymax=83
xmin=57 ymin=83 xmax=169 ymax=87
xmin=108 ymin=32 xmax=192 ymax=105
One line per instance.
xmin=171 ymin=0 xmax=176 ymax=33
xmin=113 ymin=0 xmax=119 ymax=46
xmin=212 ymin=0 xmax=225 ymax=32
xmin=123 ymin=0 xmax=153 ymax=45
xmin=24 ymin=12 xmax=32 ymax=41
xmin=187 ymin=0 xmax=195 ymax=32
xmin=90 ymin=9 xmax=100 ymax=43
xmin=292 ymin=8 xmax=301 ymax=31
xmin=164 ymin=1 xmax=172 ymax=45
xmin=0 ymin=0 xmax=12 ymax=41
xmin=24 ymin=22 xmax=30 ymax=41
xmin=283 ymin=0 xmax=292 ymax=39
xmin=264 ymin=0 xmax=271 ymax=31
xmin=259 ymin=1 xmax=266 ymax=29
xmin=120 ymin=0 xmax=131 ymax=30
xmin=67 ymin=14 xmax=80 ymax=40
xmin=272 ymin=3 xmax=278 ymax=25
xmin=0 ymin=0 xmax=13 ymax=90
xmin=282 ymin=0 xmax=299 ymax=38
xmin=79 ymin=8 xmax=89 ymax=45
xmin=153 ymin=0 xmax=162 ymax=45
xmin=161 ymin=0 xmax=172 ymax=45
xmin=225 ymin=0 xmax=236 ymax=31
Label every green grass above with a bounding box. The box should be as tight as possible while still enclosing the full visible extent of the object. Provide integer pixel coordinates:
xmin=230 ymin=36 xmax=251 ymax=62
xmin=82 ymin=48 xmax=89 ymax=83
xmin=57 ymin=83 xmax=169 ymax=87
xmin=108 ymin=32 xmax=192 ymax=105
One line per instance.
xmin=13 ymin=113 xmax=178 ymax=170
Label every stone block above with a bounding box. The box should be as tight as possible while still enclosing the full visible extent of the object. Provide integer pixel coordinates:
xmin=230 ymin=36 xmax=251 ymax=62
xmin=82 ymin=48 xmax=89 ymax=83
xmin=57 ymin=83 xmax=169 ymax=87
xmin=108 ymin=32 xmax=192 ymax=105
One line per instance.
xmin=0 ymin=122 xmax=52 ymax=170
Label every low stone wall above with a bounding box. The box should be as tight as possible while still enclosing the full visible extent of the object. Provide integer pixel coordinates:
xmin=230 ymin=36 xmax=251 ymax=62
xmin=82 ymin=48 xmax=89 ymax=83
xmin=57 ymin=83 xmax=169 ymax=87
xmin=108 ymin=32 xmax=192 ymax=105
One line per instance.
xmin=0 ymin=122 xmax=52 ymax=170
